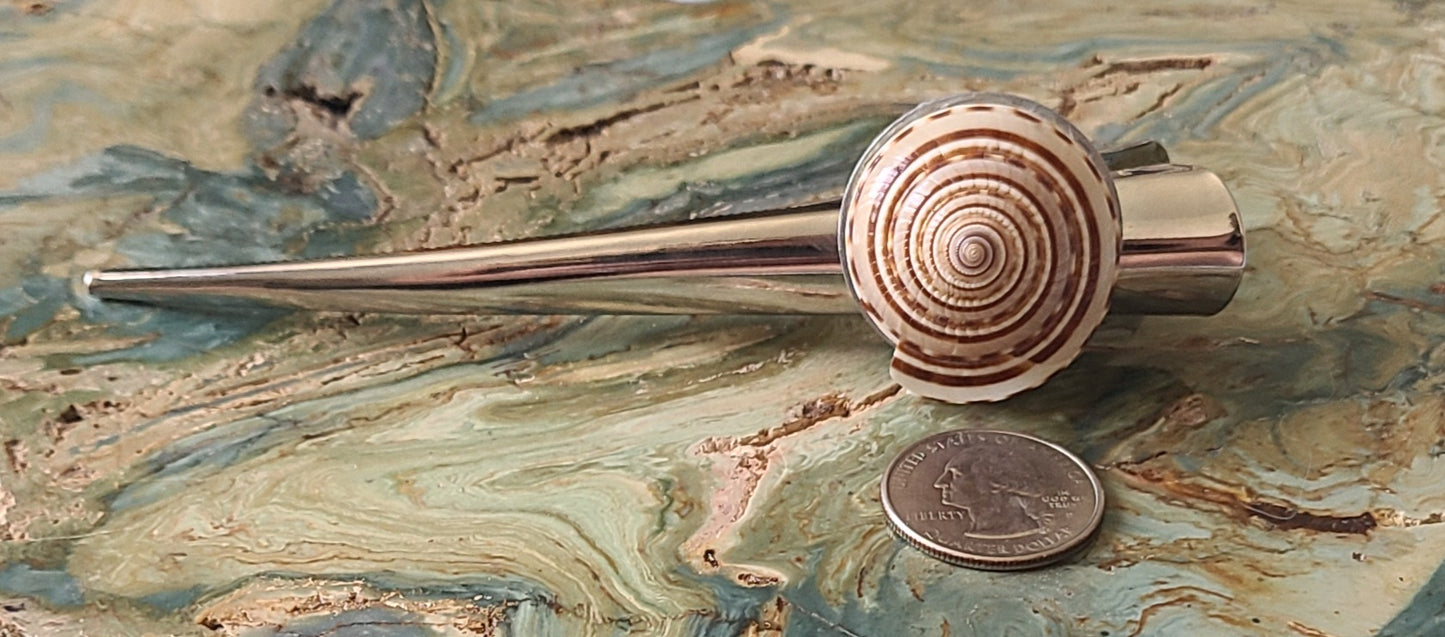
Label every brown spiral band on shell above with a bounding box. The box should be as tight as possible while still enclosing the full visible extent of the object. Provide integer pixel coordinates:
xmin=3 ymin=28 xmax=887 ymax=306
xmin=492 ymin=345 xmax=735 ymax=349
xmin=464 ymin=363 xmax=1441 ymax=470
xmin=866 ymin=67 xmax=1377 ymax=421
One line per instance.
xmin=839 ymin=94 xmax=1121 ymax=403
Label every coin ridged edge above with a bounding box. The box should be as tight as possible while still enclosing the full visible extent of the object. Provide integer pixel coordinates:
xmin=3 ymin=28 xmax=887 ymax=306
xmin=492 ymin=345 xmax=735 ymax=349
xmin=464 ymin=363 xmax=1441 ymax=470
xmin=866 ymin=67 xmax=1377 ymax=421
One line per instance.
xmin=882 ymin=509 xmax=1102 ymax=571
xmin=879 ymin=429 xmax=1105 ymax=571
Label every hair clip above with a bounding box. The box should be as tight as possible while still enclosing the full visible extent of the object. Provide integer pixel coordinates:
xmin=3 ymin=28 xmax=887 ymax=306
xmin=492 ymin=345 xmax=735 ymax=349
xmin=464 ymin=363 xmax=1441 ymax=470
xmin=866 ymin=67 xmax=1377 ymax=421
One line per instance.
xmin=85 ymin=93 xmax=1245 ymax=403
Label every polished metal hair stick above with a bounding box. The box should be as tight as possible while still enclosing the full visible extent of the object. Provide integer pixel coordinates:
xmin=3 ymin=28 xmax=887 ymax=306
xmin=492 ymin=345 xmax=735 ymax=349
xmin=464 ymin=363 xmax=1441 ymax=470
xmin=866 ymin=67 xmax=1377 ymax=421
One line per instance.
xmin=85 ymin=94 xmax=1245 ymax=403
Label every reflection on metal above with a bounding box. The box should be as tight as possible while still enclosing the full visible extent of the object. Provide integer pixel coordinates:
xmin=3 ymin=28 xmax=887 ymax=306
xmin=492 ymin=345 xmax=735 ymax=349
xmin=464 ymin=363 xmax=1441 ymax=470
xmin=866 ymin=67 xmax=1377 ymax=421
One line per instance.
xmin=84 ymin=174 xmax=1243 ymax=316
xmin=85 ymin=93 xmax=1245 ymax=403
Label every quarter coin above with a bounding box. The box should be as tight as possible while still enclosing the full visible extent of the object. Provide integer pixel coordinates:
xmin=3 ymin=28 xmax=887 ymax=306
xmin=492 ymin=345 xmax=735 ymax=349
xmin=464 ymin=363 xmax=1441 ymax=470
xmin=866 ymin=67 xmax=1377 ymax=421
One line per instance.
xmin=881 ymin=429 xmax=1104 ymax=570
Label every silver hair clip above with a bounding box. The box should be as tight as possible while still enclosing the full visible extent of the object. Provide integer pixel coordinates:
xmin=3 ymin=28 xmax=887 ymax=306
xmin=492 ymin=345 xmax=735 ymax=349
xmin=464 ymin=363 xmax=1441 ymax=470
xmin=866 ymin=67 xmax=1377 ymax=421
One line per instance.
xmin=85 ymin=93 xmax=1245 ymax=404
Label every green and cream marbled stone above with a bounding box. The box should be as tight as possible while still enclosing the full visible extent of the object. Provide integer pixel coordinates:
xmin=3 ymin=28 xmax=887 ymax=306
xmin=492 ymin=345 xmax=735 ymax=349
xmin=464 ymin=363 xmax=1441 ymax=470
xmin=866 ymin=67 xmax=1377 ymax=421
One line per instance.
xmin=2 ymin=1 xmax=1445 ymax=635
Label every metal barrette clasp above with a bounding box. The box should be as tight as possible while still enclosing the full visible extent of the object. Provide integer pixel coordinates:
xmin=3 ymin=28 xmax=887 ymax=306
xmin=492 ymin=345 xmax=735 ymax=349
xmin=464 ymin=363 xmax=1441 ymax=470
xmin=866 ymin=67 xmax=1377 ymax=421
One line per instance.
xmin=85 ymin=93 xmax=1245 ymax=404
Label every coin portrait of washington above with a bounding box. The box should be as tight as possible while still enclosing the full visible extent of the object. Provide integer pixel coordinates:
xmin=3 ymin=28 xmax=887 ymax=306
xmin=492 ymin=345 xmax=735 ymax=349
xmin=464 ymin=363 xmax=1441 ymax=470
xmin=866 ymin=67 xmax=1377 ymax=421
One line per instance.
xmin=930 ymin=442 xmax=1058 ymax=540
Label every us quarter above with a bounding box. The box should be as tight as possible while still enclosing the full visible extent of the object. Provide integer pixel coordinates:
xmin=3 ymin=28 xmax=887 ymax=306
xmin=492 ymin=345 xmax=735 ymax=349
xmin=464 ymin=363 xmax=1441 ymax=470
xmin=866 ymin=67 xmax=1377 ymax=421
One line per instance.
xmin=881 ymin=429 xmax=1104 ymax=570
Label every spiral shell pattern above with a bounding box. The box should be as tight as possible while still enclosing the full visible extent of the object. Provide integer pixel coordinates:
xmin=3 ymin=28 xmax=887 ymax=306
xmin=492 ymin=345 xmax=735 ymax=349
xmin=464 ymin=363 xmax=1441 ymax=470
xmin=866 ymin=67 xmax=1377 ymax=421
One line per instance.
xmin=840 ymin=94 xmax=1121 ymax=403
